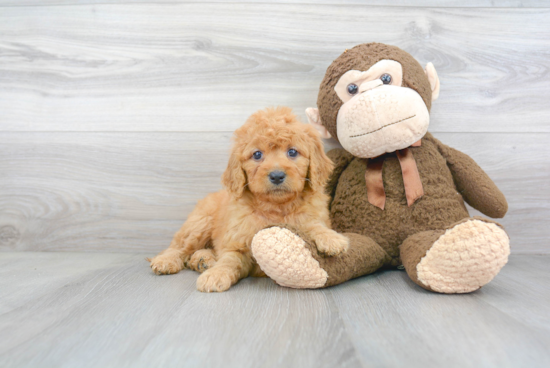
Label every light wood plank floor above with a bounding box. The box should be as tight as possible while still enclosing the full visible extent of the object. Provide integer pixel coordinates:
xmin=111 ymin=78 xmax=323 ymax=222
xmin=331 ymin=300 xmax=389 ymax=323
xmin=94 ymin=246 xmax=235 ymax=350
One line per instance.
xmin=1 ymin=253 xmax=548 ymax=368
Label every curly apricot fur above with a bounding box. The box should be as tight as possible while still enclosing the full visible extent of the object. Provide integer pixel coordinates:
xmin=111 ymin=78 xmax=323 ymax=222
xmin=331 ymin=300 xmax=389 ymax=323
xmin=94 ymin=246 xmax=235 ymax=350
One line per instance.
xmin=149 ymin=107 xmax=346 ymax=292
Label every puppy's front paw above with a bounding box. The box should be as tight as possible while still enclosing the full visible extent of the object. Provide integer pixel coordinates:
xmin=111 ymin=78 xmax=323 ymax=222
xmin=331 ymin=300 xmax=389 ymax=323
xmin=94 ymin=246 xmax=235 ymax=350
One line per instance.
xmin=189 ymin=249 xmax=217 ymax=273
xmin=315 ymin=231 xmax=349 ymax=257
xmin=196 ymin=268 xmax=234 ymax=292
xmin=149 ymin=252 xmax=184 ymax=275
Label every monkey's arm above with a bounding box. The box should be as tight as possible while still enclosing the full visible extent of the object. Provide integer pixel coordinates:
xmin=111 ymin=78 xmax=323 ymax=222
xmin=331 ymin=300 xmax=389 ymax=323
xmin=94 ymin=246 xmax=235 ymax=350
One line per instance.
xmin=428 ymin=135 xmax=508 ymax=218
xmin=325 ymin=148 xmax=355 ymax=200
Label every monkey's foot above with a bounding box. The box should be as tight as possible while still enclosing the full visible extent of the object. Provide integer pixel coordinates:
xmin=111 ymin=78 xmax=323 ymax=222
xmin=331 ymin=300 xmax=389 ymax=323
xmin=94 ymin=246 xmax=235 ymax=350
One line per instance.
xmin=416 ymin=219 xmax=510 ymax=293
xmin=251 ymin=227 xmax=328 ymax=289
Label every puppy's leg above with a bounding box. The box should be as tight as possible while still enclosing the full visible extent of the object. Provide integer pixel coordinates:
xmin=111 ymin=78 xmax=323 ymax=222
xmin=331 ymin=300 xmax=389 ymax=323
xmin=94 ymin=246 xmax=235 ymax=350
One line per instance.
xmin=304 ymin=222 xmax=350 ymax=257
xmin=149 ymin=247 xmax=186 ymax=275
xmin=196 ymin=248 xmax=253 ymax=292
xmin=149 ymin=193 xmax=220 ymax=275
xmin=188 ymin=249 xmax=217 ymax=273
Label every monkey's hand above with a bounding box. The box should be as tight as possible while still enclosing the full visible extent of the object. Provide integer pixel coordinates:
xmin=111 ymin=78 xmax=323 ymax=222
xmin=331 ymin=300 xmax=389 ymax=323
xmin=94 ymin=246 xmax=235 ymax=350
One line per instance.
xmin=429 ymin=135 xmax=508 ymax=218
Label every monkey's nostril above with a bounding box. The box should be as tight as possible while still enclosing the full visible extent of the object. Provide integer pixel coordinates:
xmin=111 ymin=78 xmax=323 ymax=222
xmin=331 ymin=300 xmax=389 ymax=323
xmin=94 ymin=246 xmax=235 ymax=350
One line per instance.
xmin=269 ymin=171 xmax=286 ymax=185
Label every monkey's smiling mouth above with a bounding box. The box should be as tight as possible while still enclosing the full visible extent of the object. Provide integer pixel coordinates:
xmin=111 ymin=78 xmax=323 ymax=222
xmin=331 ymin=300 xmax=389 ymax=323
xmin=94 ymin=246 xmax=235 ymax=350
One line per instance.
xmin=350 ymin=115 xmax=416 ymax=138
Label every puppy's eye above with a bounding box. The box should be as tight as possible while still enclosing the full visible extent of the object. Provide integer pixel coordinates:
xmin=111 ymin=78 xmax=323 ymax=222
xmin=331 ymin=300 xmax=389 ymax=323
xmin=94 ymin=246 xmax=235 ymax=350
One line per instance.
xmin=380 ymin=73 xmax=392 ymax=84
xmin=347 ymin=83 xmax=358 ymax=95
xmin=252 ymin=151 xmax=262 ymax=160
xmin=287 ymin=149 xmax=298 ymax=158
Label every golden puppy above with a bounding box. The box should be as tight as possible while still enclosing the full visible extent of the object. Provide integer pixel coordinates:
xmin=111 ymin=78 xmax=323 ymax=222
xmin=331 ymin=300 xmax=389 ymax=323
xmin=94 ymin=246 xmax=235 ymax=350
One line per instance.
xmin=149 ymin=106 xmax=349 ymax=292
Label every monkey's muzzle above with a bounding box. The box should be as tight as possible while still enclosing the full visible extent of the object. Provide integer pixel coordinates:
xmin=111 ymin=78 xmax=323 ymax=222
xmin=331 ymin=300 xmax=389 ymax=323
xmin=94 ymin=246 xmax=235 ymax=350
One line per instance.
xmin=336 ymin=85 xmax=429 ymax=159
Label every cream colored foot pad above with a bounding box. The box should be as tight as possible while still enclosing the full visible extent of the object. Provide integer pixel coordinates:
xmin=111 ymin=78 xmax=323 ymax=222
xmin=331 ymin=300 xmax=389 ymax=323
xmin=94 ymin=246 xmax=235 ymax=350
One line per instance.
xmin=251 ymin=227 xmax=328 ymax=289
xmin=417 ymin=220 xmax=510 ymax=293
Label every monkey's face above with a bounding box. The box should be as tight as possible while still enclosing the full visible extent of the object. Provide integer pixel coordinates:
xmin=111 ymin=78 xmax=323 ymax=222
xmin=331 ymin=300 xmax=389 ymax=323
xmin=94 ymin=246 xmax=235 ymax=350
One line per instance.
xmin=334 ymin=60 xmax=429 ymax=158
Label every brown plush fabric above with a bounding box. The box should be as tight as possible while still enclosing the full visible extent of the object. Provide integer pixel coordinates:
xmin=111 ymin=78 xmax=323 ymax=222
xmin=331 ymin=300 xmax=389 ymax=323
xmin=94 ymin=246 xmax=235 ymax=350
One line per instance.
xmin=325 ymin=148 xmax=355 ymax=202
xmin=321 ymin=134 xmax=508 ymax=290
xmin=269 ymin=225 xmax=395 ymax=287
xmin=318 ymin=43 xmax=433 ymax=141
xmin=253 ymin=43 xmax=510 ymax=293
xmin=400 ymin=229 xmax=445 ymax=292
xmin=433 ymin=139 xmax=508 ymax=218
xmin=329 ymin=133 xmax=472 ymax=251
xmin=401 ymin=216 xmax=507 ymax=292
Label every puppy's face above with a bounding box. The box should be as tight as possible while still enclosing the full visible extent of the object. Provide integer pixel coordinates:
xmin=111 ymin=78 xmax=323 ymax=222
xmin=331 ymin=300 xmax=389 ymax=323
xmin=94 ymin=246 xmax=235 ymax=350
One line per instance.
xmin=242 ymin=141 xmax=309 ymax=202
xmin=222 ymin=107 xmax=333 ymax=203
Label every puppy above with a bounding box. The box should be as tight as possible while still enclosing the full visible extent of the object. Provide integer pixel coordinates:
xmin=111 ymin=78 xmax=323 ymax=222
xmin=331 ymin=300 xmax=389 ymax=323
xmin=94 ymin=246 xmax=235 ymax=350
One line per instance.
xmin=149 ymin=106 xmax=349 ymax=292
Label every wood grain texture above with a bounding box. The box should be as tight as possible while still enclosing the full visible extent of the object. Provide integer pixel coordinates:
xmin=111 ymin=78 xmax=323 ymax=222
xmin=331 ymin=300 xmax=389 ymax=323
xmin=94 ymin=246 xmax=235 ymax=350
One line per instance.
xmin=0 ymin=4 xmax=549 ymax=132
xmin=473 ymin=254 xmax=550 ymax=333
xmin=1 ymin=131 xmax=548 ymax=253
xmin=329 ymin=254 xmax=550 ymax=368
xmin=0 ymin=132 xmax=230 ymax=253
xmin=1 ymin=4 xmax=548 ymax=366
xmin=0 ymin=1 xmax=548 ymax=7
xmin=0 ymin=252 xmax=548 ymax=368
xmin=0 ymin=252 xmax=362 ymax=368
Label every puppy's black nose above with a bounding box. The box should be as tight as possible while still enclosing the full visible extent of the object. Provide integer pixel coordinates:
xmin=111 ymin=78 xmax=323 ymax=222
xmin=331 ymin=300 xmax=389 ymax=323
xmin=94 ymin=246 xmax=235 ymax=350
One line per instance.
xmin=269 ymin=171 xmax=286 ymax=185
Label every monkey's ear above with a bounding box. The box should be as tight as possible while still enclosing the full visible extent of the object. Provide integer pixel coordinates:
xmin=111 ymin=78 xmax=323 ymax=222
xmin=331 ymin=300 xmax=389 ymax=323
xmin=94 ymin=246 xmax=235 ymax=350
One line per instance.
xmin=306 ymin=107 xmax=331 ymax=139
xmin=425 ymin=62 xmax=440 ymax=101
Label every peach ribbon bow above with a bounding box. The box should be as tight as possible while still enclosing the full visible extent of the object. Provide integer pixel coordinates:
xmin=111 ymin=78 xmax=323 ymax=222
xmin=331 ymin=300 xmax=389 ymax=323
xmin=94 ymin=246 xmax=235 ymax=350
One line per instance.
xmin=365 ymin=140 xmax=424 ymax=210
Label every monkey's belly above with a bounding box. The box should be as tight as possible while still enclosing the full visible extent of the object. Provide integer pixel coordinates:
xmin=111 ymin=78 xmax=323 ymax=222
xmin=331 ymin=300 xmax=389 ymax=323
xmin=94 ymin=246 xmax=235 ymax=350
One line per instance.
xmin=330 ymin=155 xmax=469 ymax=252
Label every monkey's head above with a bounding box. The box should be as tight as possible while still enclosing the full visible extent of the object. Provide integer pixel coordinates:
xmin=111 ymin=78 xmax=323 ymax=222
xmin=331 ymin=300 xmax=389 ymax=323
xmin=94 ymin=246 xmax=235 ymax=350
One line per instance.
xmin=307 ymin=43 xmax=440 ymax=158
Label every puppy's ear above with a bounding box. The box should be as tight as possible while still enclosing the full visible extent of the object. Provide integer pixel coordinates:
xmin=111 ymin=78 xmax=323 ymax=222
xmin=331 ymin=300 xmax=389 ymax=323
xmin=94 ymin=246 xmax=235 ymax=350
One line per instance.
xmin=305 ymin=126 xmax=334 ymax=192
xmin=222 ymin=151 xmax=247 ymax=198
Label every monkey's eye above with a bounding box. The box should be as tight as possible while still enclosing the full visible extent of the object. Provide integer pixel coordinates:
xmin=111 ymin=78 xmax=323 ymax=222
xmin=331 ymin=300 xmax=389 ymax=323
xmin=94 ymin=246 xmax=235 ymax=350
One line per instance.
xmin=288 ymin=148 xmax=298 ymax=158
xmin=252 ymin=151 xmax=263 ymax=160
xmin=380 ymin=73 xmax=392 ymax=84
xmin=347 ymin=83 xmax=359 ymax=95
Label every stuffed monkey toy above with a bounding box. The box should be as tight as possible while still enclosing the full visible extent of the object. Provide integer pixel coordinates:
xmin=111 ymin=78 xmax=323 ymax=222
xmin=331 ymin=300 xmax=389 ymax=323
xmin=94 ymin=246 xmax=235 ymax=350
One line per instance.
xmin=251 ymin=43 xmax=510 ymax=293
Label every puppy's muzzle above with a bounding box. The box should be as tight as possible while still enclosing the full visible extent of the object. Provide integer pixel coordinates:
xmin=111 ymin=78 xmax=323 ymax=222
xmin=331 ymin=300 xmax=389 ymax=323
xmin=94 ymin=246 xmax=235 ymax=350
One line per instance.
xmin=268 ymin=171 xmax=286 ymax=185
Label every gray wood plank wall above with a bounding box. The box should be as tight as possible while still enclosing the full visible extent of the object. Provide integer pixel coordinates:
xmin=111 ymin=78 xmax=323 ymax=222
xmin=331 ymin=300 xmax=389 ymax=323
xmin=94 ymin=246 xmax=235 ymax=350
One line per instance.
xmin=1 ymin=1 xmax=548 ymax=7
xmin=1 ymin=2 xmax=548 ymax=254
